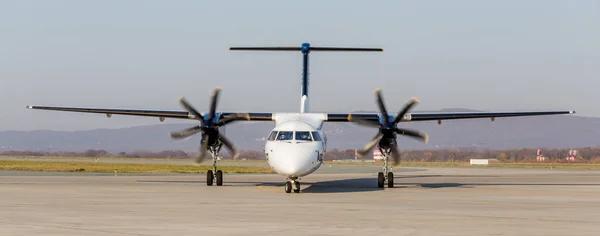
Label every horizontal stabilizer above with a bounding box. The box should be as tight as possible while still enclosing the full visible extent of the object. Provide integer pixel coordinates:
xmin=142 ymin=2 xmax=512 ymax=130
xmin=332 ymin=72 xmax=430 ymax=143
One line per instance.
xmin=310 ymin=47 xmax=383 ymax=52
xmin=229 ymin=46 xmax=383 ymax=52
xmin=229 ymin=47 xmax=302 ymax=51
xmin=229 ymin=42 xmax=383 ymax=114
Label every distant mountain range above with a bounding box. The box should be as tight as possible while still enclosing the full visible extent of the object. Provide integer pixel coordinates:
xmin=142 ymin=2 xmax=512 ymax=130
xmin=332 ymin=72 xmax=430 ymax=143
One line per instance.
xmin=1 ymin=109 xmax=599 ymax=153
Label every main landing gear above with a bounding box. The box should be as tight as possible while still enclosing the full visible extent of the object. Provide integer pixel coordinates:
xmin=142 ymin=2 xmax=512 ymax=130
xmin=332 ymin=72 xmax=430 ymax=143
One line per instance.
xmin=206 ymin=147 xmax=223 ymax=186
xmin=377 ymin=147 xmax=394 ymax=188
xmin=284 ymin=178 xmax=301 ymax=193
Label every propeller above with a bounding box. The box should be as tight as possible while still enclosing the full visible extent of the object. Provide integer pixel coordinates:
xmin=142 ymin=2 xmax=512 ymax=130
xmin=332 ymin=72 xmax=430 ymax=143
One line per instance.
xmin=350 ymin=88 xmax=429 ymax=167
xmin=169 ymin=88 xmax=250 ymax=163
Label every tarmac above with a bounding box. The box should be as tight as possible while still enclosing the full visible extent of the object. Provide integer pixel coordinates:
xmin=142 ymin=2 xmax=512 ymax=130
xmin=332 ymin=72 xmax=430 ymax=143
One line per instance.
xmin=1 ymin=162 xmax=599 ymax=236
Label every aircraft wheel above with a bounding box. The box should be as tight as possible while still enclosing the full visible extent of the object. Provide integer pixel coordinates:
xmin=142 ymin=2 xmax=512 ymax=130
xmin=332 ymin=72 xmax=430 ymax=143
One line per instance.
xmin=377 ymin=172 xmax=384 ymax=188
xmin=284 ymin=181 xmax=292 ymax=193
xmin=206 ymin=170 xmax=214 ymax=186
xmin=387 ymin=172 xmax=394 ymax=188
xmin=293 ymin=181 xmax=300 ymax=193
xmin=216 ymin=170 xmax=223 ymax=186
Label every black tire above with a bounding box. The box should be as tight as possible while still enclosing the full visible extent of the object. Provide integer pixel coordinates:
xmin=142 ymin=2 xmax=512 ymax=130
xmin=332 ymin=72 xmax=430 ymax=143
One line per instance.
xmin=206 ymin=170 xmax=214 ymax=186
xmin=216 ymin=170 xmax=223 ymax=186
xmin=377 ymin=172 xmax=384 ymax=188
xmin=293 ymin=181 xmax=300 ymax=193
xmin=285 ymin=181 xmax=292 ymax=193
xmin=387 ymin=172 xmax=394 ymax=188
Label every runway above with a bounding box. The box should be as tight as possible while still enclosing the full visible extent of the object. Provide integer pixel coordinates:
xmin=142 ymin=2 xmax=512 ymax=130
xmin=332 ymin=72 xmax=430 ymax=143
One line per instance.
xmin=1 ymin=165 xmax=599 ymax=235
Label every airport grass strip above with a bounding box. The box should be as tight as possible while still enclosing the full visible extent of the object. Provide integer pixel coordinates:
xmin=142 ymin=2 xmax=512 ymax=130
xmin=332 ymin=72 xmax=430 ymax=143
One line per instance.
xmin=325 ymin=161 xmax=600 ymax=169
xmin=325 ymin=161 xmax=471 ymax=167
xmin=0 ymin=160 xmax=276 ymax=174
xmin=487 ymin=163 xmax=600 ymax=169
xmin=1 ymin=155 xmax=269 ymax=163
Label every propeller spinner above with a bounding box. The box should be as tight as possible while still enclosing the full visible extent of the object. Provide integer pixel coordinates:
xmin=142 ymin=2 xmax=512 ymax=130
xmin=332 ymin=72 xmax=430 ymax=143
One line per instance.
xmin=170 ymin=88 xmax=249 ymax=163
xmin=350 ymin=88 xmax=429 ymax=167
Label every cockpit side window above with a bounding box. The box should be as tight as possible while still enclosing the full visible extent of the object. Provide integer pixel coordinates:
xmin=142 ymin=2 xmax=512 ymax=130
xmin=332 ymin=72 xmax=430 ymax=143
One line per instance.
xmin=267 ymin=131 xmax=278 ymax=141
xmin=311 ymin=131 xmax=322 ymax=141
xmin=276 ymin=131 xmax=293 ymax=141
xmin=295 ymin=131 xmax=313 ymax=141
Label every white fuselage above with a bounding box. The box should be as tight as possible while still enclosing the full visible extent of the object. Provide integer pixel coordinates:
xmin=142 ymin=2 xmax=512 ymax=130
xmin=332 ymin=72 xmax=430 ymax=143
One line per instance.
xmin=263 ymin=113 xmax=327 ymax=178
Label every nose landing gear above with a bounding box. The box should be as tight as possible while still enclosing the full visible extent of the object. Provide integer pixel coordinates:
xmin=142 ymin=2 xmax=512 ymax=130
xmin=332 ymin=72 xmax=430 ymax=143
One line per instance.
xmin=284 ymin=178 xmax=301 ymax=193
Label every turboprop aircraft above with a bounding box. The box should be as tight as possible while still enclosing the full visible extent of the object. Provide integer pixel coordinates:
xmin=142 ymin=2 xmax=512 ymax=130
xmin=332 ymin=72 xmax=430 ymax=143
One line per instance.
xmin=26 ymin=43 xmax=576 ymax=193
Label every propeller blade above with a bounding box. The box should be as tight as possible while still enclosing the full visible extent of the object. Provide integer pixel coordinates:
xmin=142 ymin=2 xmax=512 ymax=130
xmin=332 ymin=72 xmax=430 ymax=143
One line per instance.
xmin=215 ymin=113 xmax=250 ymax=126
xmin=395 ymin=128 xmax=429 ymax=144
xmin=208 ymin=87 xmax=221 ymax=121
xmin=195 ymin=134 xmax=210 ymax=164
xmin=389 ymin=141 xmax=401 ymax=167
xmin=169 ymin=125 xmax=203 ymax=140
xmin=357 ymin=133 xmax=384 ymax=157
xmin=218 ymin=133 xmax=239 ymax=160
xmin=374 ymin=88 xmax=390 ymax=124
xmin=348 ymin=115 xmax=382 ymax=128
xmin=392 ymin=97 xmax=420 ymax=124
xmin=179 ymin=97 xmax=204 ymax=121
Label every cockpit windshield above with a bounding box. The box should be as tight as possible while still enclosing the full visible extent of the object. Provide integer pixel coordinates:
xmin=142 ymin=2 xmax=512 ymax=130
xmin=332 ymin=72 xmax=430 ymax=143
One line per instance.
xmin=267 ymin=131 xmax=278 ymax=141
xmin=268 ymin=130 xmax=321 ymax=142
xmin=295 ymin=131 xmax=313 ymax=141
xmin=311 ymin=131 xmax=322 ymax=141
xmin=276 ymin=131 xmax=293 ymax=141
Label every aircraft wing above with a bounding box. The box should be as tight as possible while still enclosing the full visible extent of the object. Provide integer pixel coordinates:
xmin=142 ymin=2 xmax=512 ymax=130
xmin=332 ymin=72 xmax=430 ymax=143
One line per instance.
xmin=325 ymin=110 xmax=576 ymax=123
xmin=25 ymin=105 xmax=273 ymax=121
xmin=26 ymin=105 xmax=575 ymax=123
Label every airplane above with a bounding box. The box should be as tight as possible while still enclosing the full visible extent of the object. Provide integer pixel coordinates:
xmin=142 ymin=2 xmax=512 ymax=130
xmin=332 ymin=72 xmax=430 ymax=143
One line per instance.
xmin=26 ymin=42 xmax=576 ymax=193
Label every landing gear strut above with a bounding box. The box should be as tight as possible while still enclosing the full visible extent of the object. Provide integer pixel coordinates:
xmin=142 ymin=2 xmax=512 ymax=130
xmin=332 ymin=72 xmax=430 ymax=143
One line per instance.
xmin=206 ymin=146 xmax=223 ymax=186
xmin=284 ymin=177 xmax=301 ymax=193
xmin=377 ymin=147 xmax=394 ymax=188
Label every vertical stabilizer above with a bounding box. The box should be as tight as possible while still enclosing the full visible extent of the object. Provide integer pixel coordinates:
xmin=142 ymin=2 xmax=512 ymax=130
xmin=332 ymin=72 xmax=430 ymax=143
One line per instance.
xmin=301 ymin=95 xmax=309 ymax=113
xmin=300 ymin=43 xmax=310 ymax=113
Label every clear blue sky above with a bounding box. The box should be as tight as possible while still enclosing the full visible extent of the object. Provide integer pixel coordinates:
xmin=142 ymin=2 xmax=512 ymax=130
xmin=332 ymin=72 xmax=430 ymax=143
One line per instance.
xmin=1 ymin=0 xmax=598 ymax=131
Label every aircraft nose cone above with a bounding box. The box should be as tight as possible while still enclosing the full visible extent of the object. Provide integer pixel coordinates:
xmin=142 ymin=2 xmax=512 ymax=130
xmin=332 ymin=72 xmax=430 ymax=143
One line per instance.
xmin=270 ymin=144 xmax=317 ymax=176
xmin=280 ymin=162 xmax=304 ymax=176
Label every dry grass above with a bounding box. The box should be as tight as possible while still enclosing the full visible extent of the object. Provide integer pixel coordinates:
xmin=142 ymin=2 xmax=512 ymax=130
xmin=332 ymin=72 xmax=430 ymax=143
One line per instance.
xmin=1 ymin=155 xmax=269 ymax=162
xmin=325 ymin=160 xmax=600 ymax=169
xmin=487 ymin=163 xmax=600 ymax=169
xmin=324 ymin=161 xmax=470 ymax=167
xmin=2 ymin=157 xmax=599 ymax=173
xmin=0 ymin=160 xmax=276 ymax=174
xmin=1 ymin=155 xmax=187 ymax=161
